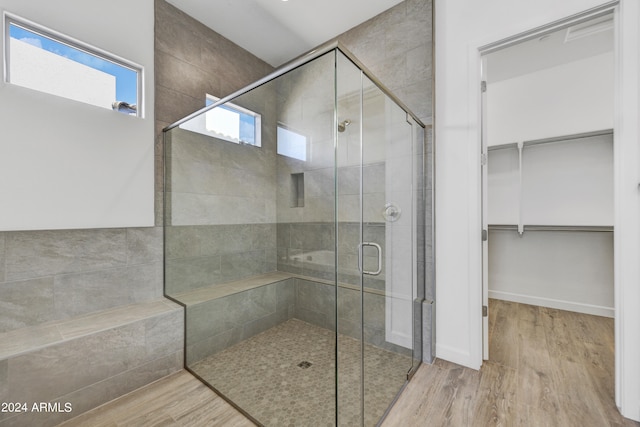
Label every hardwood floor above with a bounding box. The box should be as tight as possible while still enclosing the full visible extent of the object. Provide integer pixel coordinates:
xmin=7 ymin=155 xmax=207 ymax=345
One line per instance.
xmin=58 ymin=300 xmax=640 ymax=426
xmin=383 ymin=300 xmax=640 ymax=427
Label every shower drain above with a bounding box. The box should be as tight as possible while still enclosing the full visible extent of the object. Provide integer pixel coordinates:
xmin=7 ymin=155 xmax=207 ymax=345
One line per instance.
xmin=297 ymin=361 xmax=312 ymax=369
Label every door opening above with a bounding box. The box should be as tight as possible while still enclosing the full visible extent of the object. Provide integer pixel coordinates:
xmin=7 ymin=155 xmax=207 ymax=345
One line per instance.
xmin=479 ymin=10 xmax=615 ymax=362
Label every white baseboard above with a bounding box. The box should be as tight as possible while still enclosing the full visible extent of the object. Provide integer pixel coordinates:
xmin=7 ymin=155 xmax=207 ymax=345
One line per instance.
xmin=489 ymin=290 xmax=614 ymax=318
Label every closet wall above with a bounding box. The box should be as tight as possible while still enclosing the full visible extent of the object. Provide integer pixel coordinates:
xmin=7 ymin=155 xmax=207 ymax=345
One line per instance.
xmin=486 ymin=48 xmax=614 ymax=317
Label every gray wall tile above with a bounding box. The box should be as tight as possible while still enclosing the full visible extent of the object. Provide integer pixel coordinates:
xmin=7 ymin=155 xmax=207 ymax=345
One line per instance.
xmin=186 ymin=328 xmax=242 ymax=365
xmin=0 ymin=277 xmax=55 ymax=333
xmin=165 ymin=256 xmax=222 ymax=294
xmin=185 ymin=280 xmax=296 ymax=363
xmin=220 ymin=250 xmax=267 ymax=282
xmin=5 ymin=229 xmax=127 ymax=282
xmin=155 ymin=85 xmax=204 ymax=128
xmin=155 ymin=0 xmax=202 ymax=67
xmin=127 ymin=227 xmax=163 ymax=265
xmin=156 ymin=50 xmax=220 ymax=101
xmin=165 ymin=226 xmax=201 ymax=260
xmin=276 ymin=279 xmax=296 ymax=315
xmin=0 ymin=233 xmax=5 ymax=283
xmin=143 ymin=310 xmax=184 ymax=359
xmin=8 ymin=322 xmax=146 ymax=403
xmin=168 ymin=128 xmax=223 ymax=168
xmin=252 ymin=224 xmax=276 ymax=250
xmin=53 ymin=263 xmax=162 ymax=319
xmin=0 ymin=359 xmax=7 ymax=403
xmin=296 ymin=279 xmax=336 ymax=329
xmin=186 ymin=299 xmax=237 ymax=346
xmin=241 ymin=309 xmax=288 ymax=341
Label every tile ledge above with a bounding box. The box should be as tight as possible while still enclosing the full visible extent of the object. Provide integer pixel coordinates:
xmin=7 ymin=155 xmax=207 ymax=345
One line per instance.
xmin=169 ymin=271 xmax=387 ymax=307
xmin=0 ymin=298 xmax=182 ymax=360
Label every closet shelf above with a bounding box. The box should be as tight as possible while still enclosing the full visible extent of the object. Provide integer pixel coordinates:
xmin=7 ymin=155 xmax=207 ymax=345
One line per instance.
xmin=487 ymin=128 xmax=613 ymax=151
xmin=488 ymin=224 xmax=613 ymax=232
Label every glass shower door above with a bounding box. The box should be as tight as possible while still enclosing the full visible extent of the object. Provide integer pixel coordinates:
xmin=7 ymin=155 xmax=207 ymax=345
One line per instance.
xmin=361 ymin=77 xmax=417 ymax=426
xmin=335 ymin=50 xmax=364 ymax=427
xmin=335 ymin=51 xmax=419 ymax=425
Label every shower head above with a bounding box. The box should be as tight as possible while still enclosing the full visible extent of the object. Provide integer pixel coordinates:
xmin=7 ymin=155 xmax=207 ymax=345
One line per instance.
xmin=338 ymin=119 xmax=351 ymax=133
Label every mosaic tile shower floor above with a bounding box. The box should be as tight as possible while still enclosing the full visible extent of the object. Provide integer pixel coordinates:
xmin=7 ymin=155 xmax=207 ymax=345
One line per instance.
xmin=190 ymin=319 xmax=412 ymax=426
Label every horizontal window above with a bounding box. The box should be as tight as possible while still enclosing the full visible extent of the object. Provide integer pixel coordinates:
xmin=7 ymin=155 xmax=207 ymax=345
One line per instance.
xmin=4 ymin=14 xmax=140 ymax=116
xmin=277 ymin=124 xmax=307 ymax=161
xmin=205 ymin=95 xmax=261 ymax=146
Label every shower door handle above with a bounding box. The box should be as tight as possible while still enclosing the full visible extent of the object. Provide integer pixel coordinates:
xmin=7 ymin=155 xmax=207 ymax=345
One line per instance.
xmin=358 ymin=242 xmax=382 ymax=276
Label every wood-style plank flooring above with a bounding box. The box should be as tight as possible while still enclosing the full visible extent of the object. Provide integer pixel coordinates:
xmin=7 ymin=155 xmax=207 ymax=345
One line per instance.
xmin=58 ymin=300 xmax=640 ymax=426
xmin=383 ymin=299 xmax=640 ymax=427
xmin=56 ymin=370 xmax=253 ymax=427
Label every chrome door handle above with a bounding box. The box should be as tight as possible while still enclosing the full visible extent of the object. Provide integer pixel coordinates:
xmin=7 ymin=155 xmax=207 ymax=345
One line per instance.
xmin=358 ymin=242 xmax=382 ymax=276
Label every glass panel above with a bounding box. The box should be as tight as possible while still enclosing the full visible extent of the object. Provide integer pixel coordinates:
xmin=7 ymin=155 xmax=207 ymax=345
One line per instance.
xmin=335 ymin=51 xmax=364 ymax=427
xmin=164 ymin=46 xmax=426 ymax=426
xmin=164 ymin=51 xmax=337 ymax=426
xmin=361 ymin=77 xmax=416 ymax=425
xmin=205 ymin=95 xmax=262 ymax=146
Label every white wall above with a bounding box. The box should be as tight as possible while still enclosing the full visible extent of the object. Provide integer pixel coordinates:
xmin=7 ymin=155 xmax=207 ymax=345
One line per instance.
xmin=487 ymin=52 xmax=614 ymax=145
xmin=0 ymin=0 xmax=155 ymax=230
xmin=489 ymin=135 xmax=614 ymax=226
xmin=435 ymin=0 xmax=640 ymax=421
xmin=487 ymin=137 xmax=614 ymax=317
xmin=488 ymin=230 xmax=614 ymax=316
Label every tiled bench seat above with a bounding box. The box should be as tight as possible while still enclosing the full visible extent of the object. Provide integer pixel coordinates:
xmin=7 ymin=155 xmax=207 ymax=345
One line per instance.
xmin=169 ymin=272 xmax=406 ymax=365
xmin=0 ymin=299 xmax=183 ymax=427
xmin=172 ymin=271 xmax=295 ymax=306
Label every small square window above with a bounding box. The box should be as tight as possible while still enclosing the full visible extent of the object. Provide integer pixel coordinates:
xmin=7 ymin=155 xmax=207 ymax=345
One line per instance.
xmin=4 ymin=13 xmax=141 ymax=116
xmin=277 ymin=125 xmax=307 ymax=161
xmin=205 ymin=95 xmax=261 ymax=146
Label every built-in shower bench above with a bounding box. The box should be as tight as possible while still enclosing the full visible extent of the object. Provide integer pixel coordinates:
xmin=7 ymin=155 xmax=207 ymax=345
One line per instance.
xmin=171 ymin=271 xmax=386 ymax=307
xmin=0 ymin=298 xmax=183 ymax=427
xmin=172 ymin=271 xmax=294 ymax=306
xmin=169 ymin=271 xmax=398 ymax=365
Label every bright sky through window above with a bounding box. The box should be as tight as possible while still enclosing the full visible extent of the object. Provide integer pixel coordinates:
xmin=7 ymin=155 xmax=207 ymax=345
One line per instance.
xmin=206 ymin=106 xmax=241 ymax=142
xmin=205 ymin=97 xmax=260 ymax=146
xmin=8 ymin=23 xmax=138 ymax=106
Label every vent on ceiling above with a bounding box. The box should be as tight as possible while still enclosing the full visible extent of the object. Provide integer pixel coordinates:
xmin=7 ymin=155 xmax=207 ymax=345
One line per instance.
xmin=564 ymin=16 xmax=613 ymax=43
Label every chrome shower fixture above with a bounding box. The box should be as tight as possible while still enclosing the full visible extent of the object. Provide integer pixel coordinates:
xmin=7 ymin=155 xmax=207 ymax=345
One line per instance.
xmin=338 ymin=119 xmax=351 ymax=132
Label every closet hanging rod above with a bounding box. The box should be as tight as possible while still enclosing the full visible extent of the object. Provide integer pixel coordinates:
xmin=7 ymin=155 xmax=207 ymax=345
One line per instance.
xmin=487 ymin=129 xmax=613 ymax=151
xmin=488 ymin=224 xmax=613 ymax=232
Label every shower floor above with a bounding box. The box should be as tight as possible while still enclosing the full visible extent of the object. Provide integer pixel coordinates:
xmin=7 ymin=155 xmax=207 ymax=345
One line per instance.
xmin=190 ymin=318 xmax=412 ymax=426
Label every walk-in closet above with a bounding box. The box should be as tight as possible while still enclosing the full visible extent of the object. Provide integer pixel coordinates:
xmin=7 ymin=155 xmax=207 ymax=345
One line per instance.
xmin=483 ymin=12 xmax=614 ymax=322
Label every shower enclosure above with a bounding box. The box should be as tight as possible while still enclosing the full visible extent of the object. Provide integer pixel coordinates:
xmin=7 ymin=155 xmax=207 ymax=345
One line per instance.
xmin=163 ymin=43 xmax=427 ymax=426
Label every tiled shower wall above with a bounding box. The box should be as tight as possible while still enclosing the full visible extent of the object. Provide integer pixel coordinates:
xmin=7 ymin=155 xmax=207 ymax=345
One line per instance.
xmin=155 ymin=0 xmax=276 ymax=294
xmin=158 ymin=0 xmax=434 ymax=359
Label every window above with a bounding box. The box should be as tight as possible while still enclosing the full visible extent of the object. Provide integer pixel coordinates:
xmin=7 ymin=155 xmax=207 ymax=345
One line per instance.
xmin=205 ymin=95 xmax=261 ymax=146
xmin=4 ymin=14 xmax=141 ymax=116
xmin=277 ymin=125 xmax=307 ymax=161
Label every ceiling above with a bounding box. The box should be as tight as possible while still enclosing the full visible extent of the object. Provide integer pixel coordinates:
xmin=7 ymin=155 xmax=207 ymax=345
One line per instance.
xmin=166 ymin=0 xmax=405 ymax=67
xmin=485 ymin=13 xmax=614 ymax=83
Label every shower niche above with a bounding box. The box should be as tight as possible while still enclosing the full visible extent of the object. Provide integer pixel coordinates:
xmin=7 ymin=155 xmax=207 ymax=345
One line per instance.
xmin=163 ymin=43 xmax=427 ymax=426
